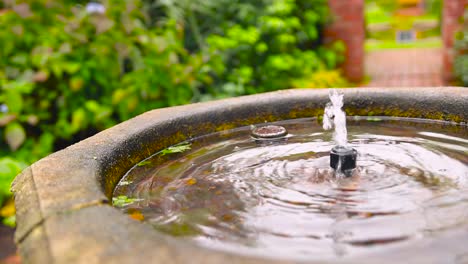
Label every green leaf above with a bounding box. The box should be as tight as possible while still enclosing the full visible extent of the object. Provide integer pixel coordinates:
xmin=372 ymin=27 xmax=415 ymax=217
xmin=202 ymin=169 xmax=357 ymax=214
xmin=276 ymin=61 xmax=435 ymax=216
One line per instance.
xmin=51 ymin=63 xmax=63 ymax=78
xmin=136 ymin=160 xmax=152 ymax=167
xmin=160 ymin=142 xmax=191 ymax=156
xmin=71 ymin=108 xmax=87 ymax=133
xmin=63 ymin=62 xmax=81 ymax=74
xmin=85 ymin=100 xmax=100 ymax=113
xmin=112 ymin=89 xmax=128 ymax=105
xmin=0 ymin=157 xmax=26 ymax=205
xmin=2 ymin=215 xmax=16 ymax=227
xmin=5 ymin=122 xmax=26 ymax=151
xmin=5 ymin=91 xmax=23 ymax=114
xmin=112 ymin=195 xmax=142 ymax=207
xmin=10 ymin=54 xmax=28 ymax=66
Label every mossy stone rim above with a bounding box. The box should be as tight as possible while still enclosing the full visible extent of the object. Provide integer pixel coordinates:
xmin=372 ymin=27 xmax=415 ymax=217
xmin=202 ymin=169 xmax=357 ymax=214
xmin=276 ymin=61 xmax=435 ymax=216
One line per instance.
xmin=11 ymin=88 xmax=468 ymax=264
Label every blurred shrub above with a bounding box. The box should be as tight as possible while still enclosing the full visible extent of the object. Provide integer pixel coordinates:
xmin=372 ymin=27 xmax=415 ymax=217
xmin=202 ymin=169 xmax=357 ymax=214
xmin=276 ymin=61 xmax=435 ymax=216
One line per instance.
xmin=201 ymin=0 xmax=344 ymax=98
xmin=0 ymin=0 xmax=209 ymax=206
xmin=454 ymin=8 xmax=468 ymax=86
xmin=425 ymin=0 xmax=442 ymax=18
xmin=0 ymin=0 xmax=344 ymax=209
xmin=0 ymin=158 xmax=26 ymax=207
xmin=292 ymin=70 xmax=349 ymax=88
xmin=145 ymin=0 xmax=344 ymax=99
xmin=365 ymin=1 xmax=391 ymax=25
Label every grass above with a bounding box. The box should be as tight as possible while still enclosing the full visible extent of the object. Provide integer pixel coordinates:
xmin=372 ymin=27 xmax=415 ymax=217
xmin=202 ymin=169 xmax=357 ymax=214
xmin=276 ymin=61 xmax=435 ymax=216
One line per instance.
xmin=365 ymin=39 xmax=442 ymax=52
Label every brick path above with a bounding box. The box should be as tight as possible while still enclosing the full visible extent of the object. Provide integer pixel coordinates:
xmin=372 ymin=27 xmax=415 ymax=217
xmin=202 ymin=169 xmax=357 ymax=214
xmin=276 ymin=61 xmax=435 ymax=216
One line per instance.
xmin=0 ymin=226 xmax=19 ymax=264
xmin=365 ymin=48 xmax=444 ymax=87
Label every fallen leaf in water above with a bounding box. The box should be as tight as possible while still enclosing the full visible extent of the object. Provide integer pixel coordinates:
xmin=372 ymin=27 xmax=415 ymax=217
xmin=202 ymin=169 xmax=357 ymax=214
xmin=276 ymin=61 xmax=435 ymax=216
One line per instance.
xmin=119 ymin=181 xmax=132 ymax=186
xmin=222 ymin=214 xmax=234 ymax=222
xmin=129 ymin=211 xmax=144 ymax=221
xmin=112 ymin=195 xmax=142 ymax=207
xmin=186 ymin=178 xmax=197 ymax=186
xmin=137 ymin=160 xmax=151 ymax=166
xmin=160 ymin=142 xmax=191 ymax=156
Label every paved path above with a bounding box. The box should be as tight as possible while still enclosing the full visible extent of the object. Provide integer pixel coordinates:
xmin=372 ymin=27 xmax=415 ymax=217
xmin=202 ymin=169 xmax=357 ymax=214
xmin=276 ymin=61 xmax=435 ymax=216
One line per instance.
xmin=0 ymin=226 xmax=19 ymax=264
xmin=365 ymin=48 xmax=444 ymax=87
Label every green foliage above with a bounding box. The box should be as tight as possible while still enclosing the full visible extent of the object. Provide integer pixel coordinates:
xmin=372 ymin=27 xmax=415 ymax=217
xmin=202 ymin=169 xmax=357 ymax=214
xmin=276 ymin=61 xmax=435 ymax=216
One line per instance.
xmin=293 ymin=70 xmax=350 ymax=88
xmin=2 ymin=215 xmax=15 ymax=227
xmin=0 ymin=0 xmax=344 ymax=210
xmin=0 ymin=158 xmax=27 ymax=206
xmin=146 ymin=0 xmax=344 ymax=98
xmin=365 ymin=2 xmax=392 ymax=25
xmin=365 ymin=0 xmax=441 ymax=41
xmin=0 ymin=0 xmax=207 ymax=206
xmin=454 ymin=9 xmax=468 ymax=86
xmin=425 ymin=0 xmax=442 ymax=18
xmin=198 ymin=0 xmax=343 ymax=98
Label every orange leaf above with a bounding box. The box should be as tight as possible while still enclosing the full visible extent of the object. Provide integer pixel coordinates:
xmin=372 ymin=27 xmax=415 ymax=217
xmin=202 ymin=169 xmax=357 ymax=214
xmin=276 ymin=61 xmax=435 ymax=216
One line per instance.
xmin=185 ymin=178 xmax=197 ymax=186
xmin=129 ymin=211 xmax=144 ymax=221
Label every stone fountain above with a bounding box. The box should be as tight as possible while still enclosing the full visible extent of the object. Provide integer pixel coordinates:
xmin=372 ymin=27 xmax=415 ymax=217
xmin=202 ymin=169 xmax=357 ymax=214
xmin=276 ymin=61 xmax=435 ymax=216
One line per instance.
xmin=12 ymin=88 xmax=467 ymax=264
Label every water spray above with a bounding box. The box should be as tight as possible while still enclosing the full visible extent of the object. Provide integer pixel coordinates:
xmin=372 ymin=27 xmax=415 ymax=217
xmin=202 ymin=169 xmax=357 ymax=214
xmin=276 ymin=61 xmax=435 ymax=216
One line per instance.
xmin=323 ymin=90 xmax=357 ymax=176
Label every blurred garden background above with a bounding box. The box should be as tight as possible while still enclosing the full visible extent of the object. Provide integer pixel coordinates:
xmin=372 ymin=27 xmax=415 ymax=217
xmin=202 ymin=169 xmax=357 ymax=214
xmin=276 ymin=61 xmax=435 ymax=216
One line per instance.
xmin=0 ymin=0 xmax=466 ymax=262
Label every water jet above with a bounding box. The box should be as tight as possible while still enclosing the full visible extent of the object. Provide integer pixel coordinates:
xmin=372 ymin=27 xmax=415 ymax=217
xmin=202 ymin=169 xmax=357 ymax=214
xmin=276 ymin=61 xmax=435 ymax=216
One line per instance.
xmin=323 ymin=90 xmax=358 ymax=176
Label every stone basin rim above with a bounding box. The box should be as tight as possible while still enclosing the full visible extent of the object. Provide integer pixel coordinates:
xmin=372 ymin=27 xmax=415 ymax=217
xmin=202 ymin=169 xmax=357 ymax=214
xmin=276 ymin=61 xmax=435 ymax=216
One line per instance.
xmin=11 ymin=87 xmax=468 ymax=264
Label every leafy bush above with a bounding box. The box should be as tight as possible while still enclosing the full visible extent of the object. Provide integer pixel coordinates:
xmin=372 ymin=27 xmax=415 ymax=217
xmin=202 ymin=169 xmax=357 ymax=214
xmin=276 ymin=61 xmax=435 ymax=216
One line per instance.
xmin=0 ymin=0 xmax=344 ymax=210
xmin=144 ymin=0 xmax=344 ymax=99
xmin=0 ymin=0 xmax=208 ymax=207
xmin=0 ymin=158 xmax=26 ymax=206
xmin=292 ymin=70 xmax=349 ymax=88
xmin=454 ymin=8 xmax=468 ymax=86
xmin=201 ymin=0 xmax=344 ymax=98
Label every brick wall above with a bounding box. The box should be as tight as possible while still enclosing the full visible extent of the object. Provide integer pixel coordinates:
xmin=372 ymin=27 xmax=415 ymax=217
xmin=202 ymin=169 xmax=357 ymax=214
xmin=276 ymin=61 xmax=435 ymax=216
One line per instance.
xmin=325 ymin=0 xmax=365 ymax=82
xmin=442 ymin=0 xmax=467 ymax=82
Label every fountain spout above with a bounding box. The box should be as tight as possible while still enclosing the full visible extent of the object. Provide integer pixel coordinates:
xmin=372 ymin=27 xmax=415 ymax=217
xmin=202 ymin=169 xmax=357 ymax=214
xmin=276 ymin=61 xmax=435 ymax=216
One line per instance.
xmin=323 ymin=90 xmax=357 ymax=176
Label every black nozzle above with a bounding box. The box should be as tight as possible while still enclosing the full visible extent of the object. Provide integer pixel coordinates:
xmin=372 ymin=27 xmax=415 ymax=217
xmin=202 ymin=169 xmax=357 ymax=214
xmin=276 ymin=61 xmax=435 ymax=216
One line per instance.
xmin=330 ymin=146 xmax=357 ymax=176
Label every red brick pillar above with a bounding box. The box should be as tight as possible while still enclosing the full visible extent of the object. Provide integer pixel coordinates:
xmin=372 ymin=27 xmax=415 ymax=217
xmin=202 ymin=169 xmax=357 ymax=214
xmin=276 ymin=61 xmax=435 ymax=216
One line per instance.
xmin=325 ymin=0 xmax=365 ymax=83
xmin=442 ymin=0 xmax=467 ymax=82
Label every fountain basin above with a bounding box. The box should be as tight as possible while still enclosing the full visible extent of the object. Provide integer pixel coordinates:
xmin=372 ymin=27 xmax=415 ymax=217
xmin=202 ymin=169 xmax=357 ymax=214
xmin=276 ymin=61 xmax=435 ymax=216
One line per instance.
xmin=12 ymin=88 xmax=467 ymax=264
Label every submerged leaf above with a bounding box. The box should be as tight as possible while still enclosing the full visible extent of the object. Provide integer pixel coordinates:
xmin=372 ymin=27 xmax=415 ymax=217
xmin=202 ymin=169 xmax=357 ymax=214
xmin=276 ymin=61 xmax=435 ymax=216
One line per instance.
xmin=119 ymin=180 xmax=132 ymax=186
xmin=136 ymin=160 xmax=152 ymax=167
xmin=112 ymin=195 xmax=142 ymax=207
xmin=129 ymin=211 xmax=145 ymax=221
xmin=185 ymin=178 xmax=197 ymax=186
xmin=160 ymin=142 xmax=191 ymax=156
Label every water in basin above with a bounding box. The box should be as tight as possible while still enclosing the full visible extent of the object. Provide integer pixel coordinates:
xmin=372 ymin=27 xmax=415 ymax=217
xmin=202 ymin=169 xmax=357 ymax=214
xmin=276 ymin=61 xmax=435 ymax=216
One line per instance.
xmin=113 ymin=117 xmax=468 ymax=261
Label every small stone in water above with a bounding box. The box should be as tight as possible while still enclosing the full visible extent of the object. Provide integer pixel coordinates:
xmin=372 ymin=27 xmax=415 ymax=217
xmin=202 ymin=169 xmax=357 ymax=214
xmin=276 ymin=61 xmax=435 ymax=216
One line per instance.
xmin=251 ymin=125 xmax=287 ymax=139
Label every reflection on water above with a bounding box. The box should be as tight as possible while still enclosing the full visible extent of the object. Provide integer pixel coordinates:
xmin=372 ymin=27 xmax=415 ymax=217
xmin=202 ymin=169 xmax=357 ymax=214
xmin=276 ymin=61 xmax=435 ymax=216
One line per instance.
xmin=114 ymin=117 xmax=468 ymax=261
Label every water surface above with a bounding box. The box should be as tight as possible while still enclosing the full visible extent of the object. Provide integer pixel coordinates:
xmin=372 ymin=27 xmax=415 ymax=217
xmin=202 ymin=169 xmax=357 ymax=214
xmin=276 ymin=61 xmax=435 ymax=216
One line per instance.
xmin=114 ymin=117 xmax=468 ymax=261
